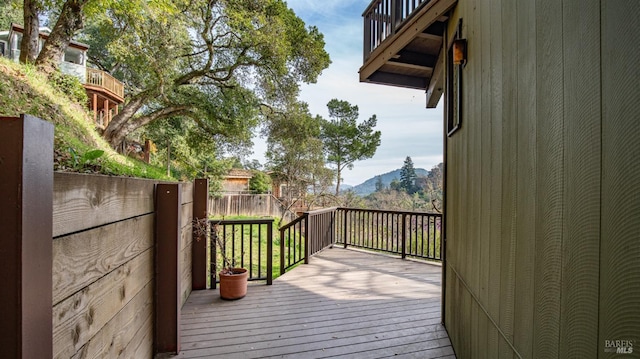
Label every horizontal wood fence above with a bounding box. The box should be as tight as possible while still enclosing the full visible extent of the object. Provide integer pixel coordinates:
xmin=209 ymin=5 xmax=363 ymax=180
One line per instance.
xmin=50 ymin=173 xmax=197 ymax=358
xmin=52 ymin=173 xmax=157 ymax=358
xmin=1 ymin=115 xmax=210 ymax=358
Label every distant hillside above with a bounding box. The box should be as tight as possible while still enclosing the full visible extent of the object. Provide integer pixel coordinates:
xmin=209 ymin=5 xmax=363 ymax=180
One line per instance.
xmin=349 ymin=168 xmax=428 ymax=196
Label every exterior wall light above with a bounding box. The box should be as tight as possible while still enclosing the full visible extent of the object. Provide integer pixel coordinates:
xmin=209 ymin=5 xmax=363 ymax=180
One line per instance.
xmin=453 ymin=39 xmax=467 ymax=66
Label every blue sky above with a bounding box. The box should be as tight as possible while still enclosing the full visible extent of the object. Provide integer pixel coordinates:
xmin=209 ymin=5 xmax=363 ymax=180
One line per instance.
xmin=251 ymin=1 xmax=444 ymax=186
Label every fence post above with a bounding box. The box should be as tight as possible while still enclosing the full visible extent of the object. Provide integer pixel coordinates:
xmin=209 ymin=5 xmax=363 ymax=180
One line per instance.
xmin=155 ymin=183 xmax=182 ymax=355
xmin=401 ymin=214 xmax=407 ymax=259
xmin=0 ymin=115 xmax=53 ymax=358
xmin=192 ymin=179 xmax=209 ymax=290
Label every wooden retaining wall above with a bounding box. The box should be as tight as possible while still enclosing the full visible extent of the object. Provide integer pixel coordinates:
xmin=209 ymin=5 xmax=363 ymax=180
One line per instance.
xmin=51 ymin=173 xmax=195 ymax=358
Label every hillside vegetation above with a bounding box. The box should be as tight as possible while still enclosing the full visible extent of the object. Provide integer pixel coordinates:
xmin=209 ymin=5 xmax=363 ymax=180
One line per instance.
xmin=0 ymin=58 xmax=171 ymax=180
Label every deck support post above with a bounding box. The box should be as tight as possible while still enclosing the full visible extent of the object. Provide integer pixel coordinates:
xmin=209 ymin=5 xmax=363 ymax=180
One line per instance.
xmin=0 ymin=115 xmax=53 ymax=358
xmin=155 ymin=183 xmax=182 ymax=355
xmin=192 ymin=179 xmax=209 ymax=290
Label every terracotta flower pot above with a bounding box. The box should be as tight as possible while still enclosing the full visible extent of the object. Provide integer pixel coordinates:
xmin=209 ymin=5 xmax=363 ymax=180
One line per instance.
xmin=219 ymin=268 xmax=248 ymax=300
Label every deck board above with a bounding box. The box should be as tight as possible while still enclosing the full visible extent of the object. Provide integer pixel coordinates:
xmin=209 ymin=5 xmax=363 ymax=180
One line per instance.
xmin=176 ymin=248 xmax=454 ymax=358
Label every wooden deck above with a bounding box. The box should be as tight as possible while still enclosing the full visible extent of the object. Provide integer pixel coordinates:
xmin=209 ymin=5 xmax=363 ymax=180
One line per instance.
xmin=176 ymin=248 xmax=454 ymax=358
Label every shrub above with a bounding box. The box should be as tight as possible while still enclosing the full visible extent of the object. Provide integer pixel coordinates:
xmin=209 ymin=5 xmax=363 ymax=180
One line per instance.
xmin=49 ymin=71 xmax=88 ymax=104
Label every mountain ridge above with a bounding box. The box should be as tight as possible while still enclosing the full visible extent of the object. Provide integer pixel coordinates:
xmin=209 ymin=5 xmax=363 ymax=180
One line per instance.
xmin=346 ymin=168 xmax=429 ymax=196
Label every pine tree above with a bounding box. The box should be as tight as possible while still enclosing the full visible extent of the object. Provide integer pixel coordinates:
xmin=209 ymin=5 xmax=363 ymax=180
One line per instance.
xmin=399 ymin=156 xmax=417 ymax=194
xmin=374 ymin=176 xmax=384 ymax=192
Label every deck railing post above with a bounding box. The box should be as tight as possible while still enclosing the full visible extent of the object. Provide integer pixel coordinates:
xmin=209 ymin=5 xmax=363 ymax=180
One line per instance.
xmin=0 ymin=115 xmax=53 ymax=359
xmin=304 ymin=214 xmax=310 ymax=264
xmin=155 ymin=183 xmax=182 ymax=355
xmin=211 ymin=223 xmax=218 ymax=289
xmin=343 ymin=209 xmax=349 ymax=249
xmin=391 ymin=0 xmax=401 ymax=34
xmin=401 ymin=214 xmax=407 ymax=259
xmin=279 ymin=226 xmax=286 ymax=275
xmin=331 ymin=210 xmax=336 ymax=246
xmin=267 ymin=220 xmax=273 ymax=285
xmin=192 ymin=179 xmax=209 ymax=290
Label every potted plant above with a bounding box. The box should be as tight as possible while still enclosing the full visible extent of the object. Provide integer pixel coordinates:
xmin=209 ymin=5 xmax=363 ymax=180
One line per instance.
xmin=194 ymin=218 xmax=248 ymax=300
xmin=211 ymin=221 xmax=249 ymax=300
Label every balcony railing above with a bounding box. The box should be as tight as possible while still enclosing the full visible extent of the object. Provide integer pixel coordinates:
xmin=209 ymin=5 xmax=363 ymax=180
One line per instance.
xmin=280 ymin=207 xmax=442 ymax=274
xmin=209 ymin=219 xmax=274 ymax=287
xmin=363 ymin=0 xmax=432 ymax=61
xmin=85 ymin=67 xmax=124 ymax=99
xmin=207 ymin=208 xmax=442 ymax=285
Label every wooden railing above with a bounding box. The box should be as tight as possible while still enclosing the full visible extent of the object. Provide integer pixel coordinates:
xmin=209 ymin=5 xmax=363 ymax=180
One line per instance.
xmin=363 ymin=0 xmax=432 ymax=61
xmin=278 ymin=207 xmax=337 ymax=273
xmin=279 ymin=213 xmax=307 ymax=273
xmin=209 ymin=219 xmax=274 ymax=287
xmin=279 ymin=207 xmax=442 ymax=274
xmin=336 ymin=208 xmax=442 ymax=261
xmin=85 ymin=67 xmax=124 ymax=99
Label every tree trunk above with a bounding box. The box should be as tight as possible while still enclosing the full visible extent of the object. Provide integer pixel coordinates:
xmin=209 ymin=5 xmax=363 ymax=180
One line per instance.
xmin=19 ymin=0 xmax=40 ymax=64
xmin=104 ymin=102 xmax=189 ymax=149
xmin=35 ymin=0 xmax=89 ymax=75
xmin=102 ymin=96 xmax=147 ymax=147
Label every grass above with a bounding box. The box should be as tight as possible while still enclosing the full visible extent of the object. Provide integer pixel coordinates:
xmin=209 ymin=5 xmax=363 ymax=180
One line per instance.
xmin=0 ymin=57 xmax=172 ymax=180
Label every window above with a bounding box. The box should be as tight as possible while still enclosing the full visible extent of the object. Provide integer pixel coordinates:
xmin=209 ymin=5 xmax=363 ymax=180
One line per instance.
xmin=446 ymin=20 xmax=464 ymax=137
xmin=0 ymin=41 xmax=6 ymax=57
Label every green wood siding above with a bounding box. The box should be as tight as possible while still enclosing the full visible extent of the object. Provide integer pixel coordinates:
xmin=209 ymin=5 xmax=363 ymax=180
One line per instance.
xmin=444 ymin=0 xmax=640 ymax=358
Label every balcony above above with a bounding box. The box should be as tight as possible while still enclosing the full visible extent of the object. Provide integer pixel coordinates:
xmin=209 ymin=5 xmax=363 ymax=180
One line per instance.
xmin=84 ymin=67 xmax=125 ymax=104
xmin=359 ymin=0 xmax=457 ymax=108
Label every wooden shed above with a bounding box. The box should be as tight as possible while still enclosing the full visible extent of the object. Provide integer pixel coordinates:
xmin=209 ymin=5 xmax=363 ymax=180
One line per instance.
xmin=222 ymin=169 xmax=253 ymax=193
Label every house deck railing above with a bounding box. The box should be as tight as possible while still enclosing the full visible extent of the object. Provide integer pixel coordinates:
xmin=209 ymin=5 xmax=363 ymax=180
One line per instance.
xmin=85 ymin=67 xmax=124 ymax=99
xmin=209 ymin=219 xmax=274 ymax=288
xmin=280 ymin=207 xmax=442 ymax=274
xmin=336 ymin=207 xmax=442 ymax=261
xmin=363 ymin=0 xmax=432 ymax=61
xmin=209 ymin=207 xmax=442 ymax=282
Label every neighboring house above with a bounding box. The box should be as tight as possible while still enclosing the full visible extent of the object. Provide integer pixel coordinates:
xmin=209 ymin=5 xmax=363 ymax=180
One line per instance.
xmin=360 ymin=0 xmax=639 ymax=358
xmin=222 ymin=169 xmax=253 ymax=193
xmin=0 ymin=23 xmax=124 ymax=128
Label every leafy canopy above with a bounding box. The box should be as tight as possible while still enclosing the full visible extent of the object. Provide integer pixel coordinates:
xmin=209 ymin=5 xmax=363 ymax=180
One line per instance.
xmin=91 ymin=0 xmax=331 ymax=149
xmin=264 ymin=101 xmax=332 ymax=207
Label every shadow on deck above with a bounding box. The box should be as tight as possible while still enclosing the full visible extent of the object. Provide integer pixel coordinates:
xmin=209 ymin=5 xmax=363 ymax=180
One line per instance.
xmin=176 ymin=248 xmax=454 ymax=358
